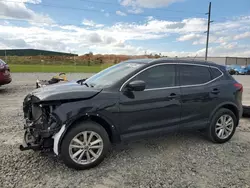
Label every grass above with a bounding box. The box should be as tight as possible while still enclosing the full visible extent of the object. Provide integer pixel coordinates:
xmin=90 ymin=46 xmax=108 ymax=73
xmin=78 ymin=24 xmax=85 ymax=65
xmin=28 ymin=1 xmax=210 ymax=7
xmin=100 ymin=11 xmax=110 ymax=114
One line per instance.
xmin=9 ymin=64 xmax=113 ymax=73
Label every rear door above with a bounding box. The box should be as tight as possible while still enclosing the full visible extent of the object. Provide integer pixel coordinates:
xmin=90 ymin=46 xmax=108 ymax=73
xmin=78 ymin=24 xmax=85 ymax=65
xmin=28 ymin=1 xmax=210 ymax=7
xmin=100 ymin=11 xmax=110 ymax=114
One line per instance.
xmin=178 ymin=64 xmax=219 ymax=129
xmin=119 ymin=63 xmax=181 ymax=139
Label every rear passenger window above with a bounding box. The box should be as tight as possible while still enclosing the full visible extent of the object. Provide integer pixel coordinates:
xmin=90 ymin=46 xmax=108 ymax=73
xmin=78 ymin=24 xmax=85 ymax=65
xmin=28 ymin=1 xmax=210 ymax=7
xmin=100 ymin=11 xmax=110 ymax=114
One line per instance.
xmin=131 ymin=64 xmax=176 ymax=89
xmin=180 ymin=65 xmax=211 ymax=86
xmin=210 ymin=67 xmax=222 ymax=79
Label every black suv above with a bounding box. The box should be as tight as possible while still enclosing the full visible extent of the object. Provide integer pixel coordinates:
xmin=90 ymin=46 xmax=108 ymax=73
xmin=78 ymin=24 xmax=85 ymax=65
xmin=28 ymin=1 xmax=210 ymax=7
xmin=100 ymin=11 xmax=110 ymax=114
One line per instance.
xmin=20 ymin=58 xmax=243 ymax=170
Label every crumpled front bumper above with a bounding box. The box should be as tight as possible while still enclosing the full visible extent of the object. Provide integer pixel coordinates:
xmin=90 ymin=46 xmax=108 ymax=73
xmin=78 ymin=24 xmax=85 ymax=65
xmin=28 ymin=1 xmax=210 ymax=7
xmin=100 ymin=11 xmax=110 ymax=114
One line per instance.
xmin=19 ymin=139 xmax=40 ymax=151
xmin=19 ymin=124 xmax=40 ymax=151
xmin=19 ymin=118 xmax=66 ymax=156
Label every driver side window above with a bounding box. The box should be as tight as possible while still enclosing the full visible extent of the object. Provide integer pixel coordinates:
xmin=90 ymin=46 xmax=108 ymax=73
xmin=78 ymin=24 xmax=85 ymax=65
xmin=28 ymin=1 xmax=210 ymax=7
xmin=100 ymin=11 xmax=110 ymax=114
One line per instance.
xmin=131 ymin=64 xmax=176 ymax=89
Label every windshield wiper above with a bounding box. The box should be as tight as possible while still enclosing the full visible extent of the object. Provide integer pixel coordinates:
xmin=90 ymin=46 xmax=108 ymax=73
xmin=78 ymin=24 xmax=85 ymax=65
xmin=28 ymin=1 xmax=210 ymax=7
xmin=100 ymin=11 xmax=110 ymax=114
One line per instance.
xmin=82 ymin=82 xmax=89 ymax=87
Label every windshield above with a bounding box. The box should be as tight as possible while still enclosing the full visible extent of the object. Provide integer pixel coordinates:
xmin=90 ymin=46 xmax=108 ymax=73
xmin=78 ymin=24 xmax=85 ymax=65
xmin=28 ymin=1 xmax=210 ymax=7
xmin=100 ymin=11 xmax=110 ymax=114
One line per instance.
xmin=85 ymin=62 xmax=144 ymax=88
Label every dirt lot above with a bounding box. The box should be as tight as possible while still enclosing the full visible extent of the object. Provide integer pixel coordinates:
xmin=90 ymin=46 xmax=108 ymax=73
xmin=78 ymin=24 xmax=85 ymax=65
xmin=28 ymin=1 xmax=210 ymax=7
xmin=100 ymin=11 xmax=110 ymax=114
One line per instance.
xmin=1 ymin=73 xmax=250 ymax=188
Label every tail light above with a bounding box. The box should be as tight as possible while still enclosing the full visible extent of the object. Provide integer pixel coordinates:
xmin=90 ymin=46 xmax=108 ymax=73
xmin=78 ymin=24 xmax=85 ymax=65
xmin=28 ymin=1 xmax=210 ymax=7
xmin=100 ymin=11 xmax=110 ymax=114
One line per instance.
xmin=234 ymin=83 xmax=243 ymax=92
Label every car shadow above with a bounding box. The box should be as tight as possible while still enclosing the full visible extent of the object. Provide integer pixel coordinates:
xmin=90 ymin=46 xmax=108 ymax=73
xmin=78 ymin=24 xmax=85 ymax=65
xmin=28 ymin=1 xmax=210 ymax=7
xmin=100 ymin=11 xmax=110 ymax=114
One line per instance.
xmin=39 ymin=130 xmax=209 ymax=170
xmin=0 ymin=87 xmax=9 ymax=94
xmin=111 ymin=130 xmax=209 ymax=151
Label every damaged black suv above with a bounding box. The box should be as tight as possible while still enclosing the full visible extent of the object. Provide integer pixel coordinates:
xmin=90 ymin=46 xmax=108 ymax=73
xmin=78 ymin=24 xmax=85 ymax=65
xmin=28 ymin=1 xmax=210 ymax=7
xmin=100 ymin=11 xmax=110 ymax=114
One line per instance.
xmin=21 ymin=58 xmax=243 ymax=170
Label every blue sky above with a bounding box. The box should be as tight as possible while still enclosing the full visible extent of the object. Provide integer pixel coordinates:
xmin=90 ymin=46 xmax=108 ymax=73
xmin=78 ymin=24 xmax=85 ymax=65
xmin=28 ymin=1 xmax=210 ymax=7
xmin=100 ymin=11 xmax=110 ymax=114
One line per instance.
xmin=0 ymin=0 xmax=249 ymax=56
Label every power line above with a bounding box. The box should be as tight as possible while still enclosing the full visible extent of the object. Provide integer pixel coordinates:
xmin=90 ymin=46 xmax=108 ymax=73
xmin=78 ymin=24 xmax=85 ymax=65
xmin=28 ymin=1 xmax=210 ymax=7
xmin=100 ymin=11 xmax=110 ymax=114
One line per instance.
xmin=1 ymin=0 xmax=206 ymax=15
xmin=79 ymin=0 xmax=206 ymax=15
xmin=0 ymin=0 xmax=214 ymax=27
xmin=0 ymin=0 xmax=190 ymax=20
xmin=0 ymin=14 xmax=207 ymax=27
xmin=1 ymin=0 xmax=102 ymax=13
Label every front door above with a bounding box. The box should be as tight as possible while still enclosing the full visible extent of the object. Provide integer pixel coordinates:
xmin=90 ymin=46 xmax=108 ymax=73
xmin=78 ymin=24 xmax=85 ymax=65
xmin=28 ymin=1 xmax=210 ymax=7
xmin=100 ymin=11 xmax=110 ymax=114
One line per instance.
xmin=118 ymin=63 xmax=181 ymax=139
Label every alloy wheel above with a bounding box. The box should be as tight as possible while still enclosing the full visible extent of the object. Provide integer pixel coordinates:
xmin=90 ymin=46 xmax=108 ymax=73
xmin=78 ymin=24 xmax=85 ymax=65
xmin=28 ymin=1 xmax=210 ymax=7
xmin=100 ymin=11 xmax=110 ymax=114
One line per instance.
xmin=215 ymin=114 xmax=234 ymax=139
xmin=69 ymin=131 xmax=104 ymax=165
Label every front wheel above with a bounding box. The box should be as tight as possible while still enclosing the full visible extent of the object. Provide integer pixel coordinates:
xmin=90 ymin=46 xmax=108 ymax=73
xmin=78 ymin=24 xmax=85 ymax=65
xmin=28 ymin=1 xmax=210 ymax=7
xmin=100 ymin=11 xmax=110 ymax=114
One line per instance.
xmin=207 ymin=108 xmax=237 ymax=143
xmin=60 ymin=121 xmax=110 ymax=170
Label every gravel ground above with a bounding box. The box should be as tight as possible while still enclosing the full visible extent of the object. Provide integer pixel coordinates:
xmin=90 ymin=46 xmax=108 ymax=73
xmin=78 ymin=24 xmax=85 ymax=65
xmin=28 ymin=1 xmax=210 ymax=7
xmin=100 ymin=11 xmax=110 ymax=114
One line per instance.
xmin=1 ymin=73 xmax=250 ymax=188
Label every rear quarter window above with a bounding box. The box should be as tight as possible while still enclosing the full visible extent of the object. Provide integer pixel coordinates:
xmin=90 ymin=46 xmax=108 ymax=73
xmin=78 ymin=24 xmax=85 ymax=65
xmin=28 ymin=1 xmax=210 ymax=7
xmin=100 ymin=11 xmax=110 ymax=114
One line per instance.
xmin=210 ymin=67 xmax=223 ymax=79
xmin=212 ymin=66 xmax=234 ymax=80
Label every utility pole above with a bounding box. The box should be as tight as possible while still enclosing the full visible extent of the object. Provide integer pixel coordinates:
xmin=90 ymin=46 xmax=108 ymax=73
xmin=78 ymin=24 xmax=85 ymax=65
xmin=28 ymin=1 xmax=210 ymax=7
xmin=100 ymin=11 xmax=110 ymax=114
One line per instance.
xmin=5 ymin=50 xmax=7 ymax=63
xmin=74 ymin=54 xmax=76 ymax=73
xmin=205 ymin=2 xmax=212 ymax=61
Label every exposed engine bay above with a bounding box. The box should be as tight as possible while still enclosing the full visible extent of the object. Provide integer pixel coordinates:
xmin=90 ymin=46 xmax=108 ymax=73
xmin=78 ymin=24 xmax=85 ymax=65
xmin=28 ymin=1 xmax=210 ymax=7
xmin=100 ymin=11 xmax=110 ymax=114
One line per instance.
xmin=20 ymin=94 xmax=62 ymax=151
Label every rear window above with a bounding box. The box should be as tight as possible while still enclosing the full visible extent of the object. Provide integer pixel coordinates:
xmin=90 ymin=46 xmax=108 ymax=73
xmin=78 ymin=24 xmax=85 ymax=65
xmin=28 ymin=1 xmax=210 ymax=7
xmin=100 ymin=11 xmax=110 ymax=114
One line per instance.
xmin=179 ymin=65 xmax=211 ymax=86
xmin=210 ymin=67 xmax=223 ymax=79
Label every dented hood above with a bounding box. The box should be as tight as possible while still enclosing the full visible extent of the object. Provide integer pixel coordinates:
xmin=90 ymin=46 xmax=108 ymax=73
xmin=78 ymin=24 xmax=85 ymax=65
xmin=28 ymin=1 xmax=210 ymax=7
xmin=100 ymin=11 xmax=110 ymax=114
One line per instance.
xmin=31 ymin=81 xmax=102 ymax=102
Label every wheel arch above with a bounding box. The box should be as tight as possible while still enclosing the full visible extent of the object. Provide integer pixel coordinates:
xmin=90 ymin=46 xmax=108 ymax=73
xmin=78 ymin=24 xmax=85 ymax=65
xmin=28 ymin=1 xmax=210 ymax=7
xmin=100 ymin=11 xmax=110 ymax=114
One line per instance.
xmin=56 ymin=113 xmax=120 ymax=155
xmin=209 ymin=102 xmax=240 ymax=126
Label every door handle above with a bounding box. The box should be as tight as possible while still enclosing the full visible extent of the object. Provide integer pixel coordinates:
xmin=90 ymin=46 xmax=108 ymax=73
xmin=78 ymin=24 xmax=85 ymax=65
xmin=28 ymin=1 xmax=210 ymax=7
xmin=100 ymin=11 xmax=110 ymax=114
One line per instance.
xmin=168 ymin=93 xmax=178 ymax=99
xmin=211 ymin=88 xmax=220 ymax=94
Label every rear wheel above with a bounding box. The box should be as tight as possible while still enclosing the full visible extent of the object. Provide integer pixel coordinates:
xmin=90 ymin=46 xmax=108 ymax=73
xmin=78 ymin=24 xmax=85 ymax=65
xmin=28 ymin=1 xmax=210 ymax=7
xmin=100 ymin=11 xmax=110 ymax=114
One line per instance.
xmin=60 ymin=121 xmax=110 ymax=170
xmin=207 ymin=108 xmax=237 ymax=143
xmin=243 ymin=106 xmax=250 ymax=117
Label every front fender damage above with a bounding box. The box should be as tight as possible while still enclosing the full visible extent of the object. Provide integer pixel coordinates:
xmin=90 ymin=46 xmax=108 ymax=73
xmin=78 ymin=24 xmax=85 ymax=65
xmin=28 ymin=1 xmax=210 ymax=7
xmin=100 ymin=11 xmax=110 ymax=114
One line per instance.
xmin=53 ymin=124 xmax=66 ymax=155
xmin=20 ymin=93 xmax=96 ymax=154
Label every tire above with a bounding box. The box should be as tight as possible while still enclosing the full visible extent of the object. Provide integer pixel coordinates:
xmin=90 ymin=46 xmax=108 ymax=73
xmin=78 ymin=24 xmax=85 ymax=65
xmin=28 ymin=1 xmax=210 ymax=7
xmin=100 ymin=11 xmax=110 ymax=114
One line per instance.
xmin=207 ymin=108 xmax=237 ymax=143
xmin=60 ymin=121 xmax=110 ymax=170
xmin=243 ymin=106 xmax=250 ymax=117
xmin=235 ymin=71 xmax=239 ymax=75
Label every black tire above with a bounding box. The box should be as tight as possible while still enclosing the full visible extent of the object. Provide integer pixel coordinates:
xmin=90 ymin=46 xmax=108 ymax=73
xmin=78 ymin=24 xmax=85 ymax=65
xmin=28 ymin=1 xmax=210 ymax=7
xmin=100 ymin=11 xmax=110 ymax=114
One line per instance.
xmin=243 ymin=106 xmax=250 ymax=117
xmin=60 ymin=121 xmax=110 ymax=170
xmin=207 ymin=108 xmax=237 ymax=143
xmin=235 ymin=71 xmax=239 ymax=75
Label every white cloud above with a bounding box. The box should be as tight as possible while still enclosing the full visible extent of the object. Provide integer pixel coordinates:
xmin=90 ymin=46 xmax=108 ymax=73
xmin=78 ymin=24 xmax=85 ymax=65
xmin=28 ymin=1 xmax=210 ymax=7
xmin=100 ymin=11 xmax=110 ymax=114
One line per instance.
xmin=204 ymin=43 xmax=250 ymax=57
xmin=120 ymin=0 xmax=183 ymax=8
xmin=88 ymin=43 xmax=144 ymax=55
xmin=160 ymin=43 xmax=250 ymax=57
xmin=82 ymin=19 xmax=104 ymax=28
xmin=0 ymin=38 xmax=30 ymax=48
xmin=175 ymin=16 xmax=250 ymax=47
xmin=82 ymin=19 xmax=95 ymax=27
xmin=88 ymin=33 xmax=102 ymax=43
xmin=192 ymin=36 xmax=232 ymax=45
xmin=177 ymin=33 xmax=201 ymax=41
xmin=105 ymin=17 xmax=205 ymax=40
xmin=116 ymin=10 xmax=127 ymax=16
xmin=127 ymin=8 xmax=143 ymax=14
xmin=26 ymin=0 xmax=42 ymax=4
xmin=120 ymin=0 xmax=183 ymax=15
xmin=211 ymin=16 xmax=250 ymax=32
xmin=0 ymin=14 xmax=249 ymax=57
xmin=0 ymin=0 xmax=53 ymax=24
xmin=233 ymin=32 xmax=250 ymax=40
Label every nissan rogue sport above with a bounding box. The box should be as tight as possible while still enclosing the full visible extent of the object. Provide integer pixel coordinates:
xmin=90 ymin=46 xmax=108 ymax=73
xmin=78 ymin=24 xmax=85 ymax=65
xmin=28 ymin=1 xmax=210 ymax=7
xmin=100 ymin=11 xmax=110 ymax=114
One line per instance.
xmin=20 ymin=58 xmax=243 ymax=170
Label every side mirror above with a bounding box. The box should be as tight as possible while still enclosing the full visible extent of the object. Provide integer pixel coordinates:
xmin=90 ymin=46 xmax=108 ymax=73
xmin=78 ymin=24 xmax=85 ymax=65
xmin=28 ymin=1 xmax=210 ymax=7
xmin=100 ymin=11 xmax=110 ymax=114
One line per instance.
xmin=126 ymin=80 xmax=146 ymax=91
